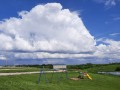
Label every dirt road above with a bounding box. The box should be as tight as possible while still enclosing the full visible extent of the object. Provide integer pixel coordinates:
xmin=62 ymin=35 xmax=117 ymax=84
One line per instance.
xmin=0 ymin=70 xmax=65 ymax=76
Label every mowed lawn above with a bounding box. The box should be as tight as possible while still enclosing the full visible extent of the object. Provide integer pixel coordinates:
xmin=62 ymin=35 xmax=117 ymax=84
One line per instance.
xmin=0 ymin=71 xmax=120 ymax=90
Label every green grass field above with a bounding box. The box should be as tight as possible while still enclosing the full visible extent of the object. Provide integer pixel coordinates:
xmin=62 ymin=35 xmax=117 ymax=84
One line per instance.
xmin=0 ymin=71 xmax=120 ymax=90
xmin=85 ymin=64 xmax=120 ymax=73
xmin=0 ymin=64 xmax=120 ymax=90
xmin=0 ymin=67 xmax=40 ymax=73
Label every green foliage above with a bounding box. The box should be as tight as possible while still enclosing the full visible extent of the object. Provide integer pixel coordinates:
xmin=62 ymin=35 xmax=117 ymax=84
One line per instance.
xmin=67 ymin=63 xmax=94 ymax=70
xmin=15 ymin=64 xmax=53 ymax=69
xmin=115 ymin=67 xmax=120 ymax=71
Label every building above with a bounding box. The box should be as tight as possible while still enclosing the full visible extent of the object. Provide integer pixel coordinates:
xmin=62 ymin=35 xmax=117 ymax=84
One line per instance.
xmin=53 ymin=64 xmax=66 ymax=70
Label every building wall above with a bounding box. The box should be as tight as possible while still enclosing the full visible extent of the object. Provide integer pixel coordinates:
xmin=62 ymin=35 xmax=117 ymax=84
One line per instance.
xmin=53 ymin=65 xmax=66 ymax=70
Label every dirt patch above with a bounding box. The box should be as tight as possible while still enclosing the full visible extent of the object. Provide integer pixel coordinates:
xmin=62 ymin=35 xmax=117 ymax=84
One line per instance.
xmin=70 ymin=77 xmax=80 ymax=80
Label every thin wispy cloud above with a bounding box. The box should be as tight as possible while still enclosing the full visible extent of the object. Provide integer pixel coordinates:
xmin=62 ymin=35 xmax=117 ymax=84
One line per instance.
xmin=93 ymin=0 xmax=120 ymax=8
xmin=113 ymin=17 xmax=120 ymax=21
xmin=109 ymin=33 xmax=120 ymax=36
xmin=105 ymin=16 xmax=120 ymax=24
xmin=105 ymin=21 xmax=111 ymax=24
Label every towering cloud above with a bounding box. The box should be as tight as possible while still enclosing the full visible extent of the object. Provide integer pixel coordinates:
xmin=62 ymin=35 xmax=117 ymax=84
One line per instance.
xmin=0 ymin=3 xmax=95 ymax=53
xmin=0 ymin=3 xmax=119 ymax=64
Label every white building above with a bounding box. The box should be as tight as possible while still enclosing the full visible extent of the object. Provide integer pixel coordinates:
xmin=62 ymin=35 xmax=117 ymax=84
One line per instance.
xmin=53 ymin=64 xmax=66 ymax=70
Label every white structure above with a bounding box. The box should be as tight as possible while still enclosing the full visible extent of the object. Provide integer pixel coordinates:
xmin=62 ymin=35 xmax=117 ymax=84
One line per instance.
xmin=53 ymin=64 xmax=66 ymax=70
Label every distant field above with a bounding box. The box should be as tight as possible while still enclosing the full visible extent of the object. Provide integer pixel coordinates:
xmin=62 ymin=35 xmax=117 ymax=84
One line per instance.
xmin=85 ymin=64 xmax=120 ymax=73
xmin=0 ymin=67 xmax=40 ymax=73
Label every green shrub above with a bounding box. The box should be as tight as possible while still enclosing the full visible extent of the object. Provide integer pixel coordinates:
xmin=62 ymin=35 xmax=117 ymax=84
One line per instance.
xmin=115 ymin=67 xmax=120 ymax=71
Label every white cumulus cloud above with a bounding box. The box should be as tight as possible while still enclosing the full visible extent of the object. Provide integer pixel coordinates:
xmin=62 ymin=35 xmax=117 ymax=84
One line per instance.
xmin=0 ymin=3 xmax=96 ymax=53
xmin=95 ymin=39 xmax=120 ymax=59
xmin=0 ymin=55 xmax=6 ymax=60
xmin=0 ymin=3 xmax=120 ymax=64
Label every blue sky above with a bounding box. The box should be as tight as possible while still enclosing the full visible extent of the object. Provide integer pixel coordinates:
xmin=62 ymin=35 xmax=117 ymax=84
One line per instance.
xmin=0 ymin=0 xmax=120 ymax=39
xmin=0 ymin=0 xmax=120 ymax=65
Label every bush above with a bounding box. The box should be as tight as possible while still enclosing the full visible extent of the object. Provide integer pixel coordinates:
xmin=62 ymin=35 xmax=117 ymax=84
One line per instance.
xmin=115 ymin=67 xmax=120 ymax=71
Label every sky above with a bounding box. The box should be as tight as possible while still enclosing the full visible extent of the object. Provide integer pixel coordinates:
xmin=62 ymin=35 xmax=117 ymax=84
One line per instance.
xmin=0 ymin=0 xmax=120 ymax=65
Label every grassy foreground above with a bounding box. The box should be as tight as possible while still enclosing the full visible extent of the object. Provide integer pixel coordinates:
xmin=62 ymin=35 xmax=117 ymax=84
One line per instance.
xmin=0 ymin=71 xmax=120 ymax=90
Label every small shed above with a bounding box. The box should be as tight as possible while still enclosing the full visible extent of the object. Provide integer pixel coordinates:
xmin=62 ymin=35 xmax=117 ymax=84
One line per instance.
xmin=53 ymin=64 xmax=66 ymax=70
